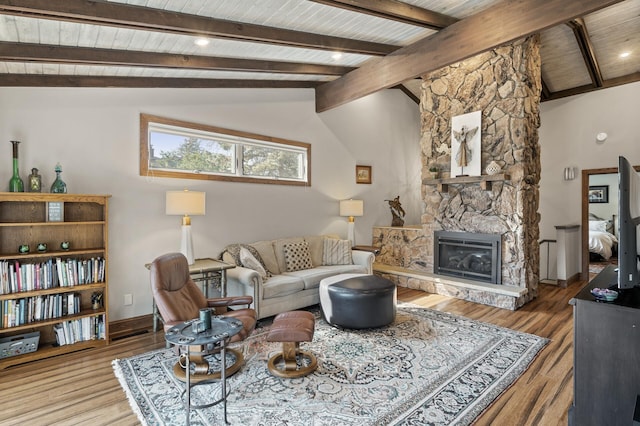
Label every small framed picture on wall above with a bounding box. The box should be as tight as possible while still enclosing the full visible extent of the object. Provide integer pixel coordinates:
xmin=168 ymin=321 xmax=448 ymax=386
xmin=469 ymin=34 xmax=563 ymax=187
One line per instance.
xmin=356 ymin=165 xmax=372 ymax=184
xmin=588 ymin=185 xmax=609 ymax=203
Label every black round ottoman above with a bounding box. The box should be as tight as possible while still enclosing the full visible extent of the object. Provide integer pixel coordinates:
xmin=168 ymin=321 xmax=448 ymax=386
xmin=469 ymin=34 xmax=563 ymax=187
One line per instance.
xmin=319 ymin=274 xmax=396 ymax=329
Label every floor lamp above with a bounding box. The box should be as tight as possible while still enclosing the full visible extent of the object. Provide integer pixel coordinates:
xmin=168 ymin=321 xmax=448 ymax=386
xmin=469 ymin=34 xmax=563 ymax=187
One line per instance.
xmin=166 ymin=190 xmax=206 ymax=265
xmin=340 ymin=199 xmax=364 ymax=247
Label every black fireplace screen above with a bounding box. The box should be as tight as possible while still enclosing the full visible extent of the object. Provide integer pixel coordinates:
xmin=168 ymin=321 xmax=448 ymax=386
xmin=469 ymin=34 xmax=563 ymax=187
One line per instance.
xmin=434 ymin=231 xmax=501 ymax=284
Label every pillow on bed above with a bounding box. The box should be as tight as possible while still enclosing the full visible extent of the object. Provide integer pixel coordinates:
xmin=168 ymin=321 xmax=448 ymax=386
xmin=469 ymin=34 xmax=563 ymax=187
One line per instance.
xmin=589 ymin=220 xmax=608 ymax=232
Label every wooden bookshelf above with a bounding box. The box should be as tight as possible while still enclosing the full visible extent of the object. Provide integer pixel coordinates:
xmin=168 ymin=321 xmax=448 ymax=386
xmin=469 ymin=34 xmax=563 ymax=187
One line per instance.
xmin=0 ymin=193 xmax=110 ymax=369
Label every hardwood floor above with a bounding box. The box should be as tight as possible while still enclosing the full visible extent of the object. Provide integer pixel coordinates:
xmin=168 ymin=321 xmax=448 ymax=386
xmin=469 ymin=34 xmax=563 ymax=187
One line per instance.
xmin=0 ymin=281 xmax=583 ymax=426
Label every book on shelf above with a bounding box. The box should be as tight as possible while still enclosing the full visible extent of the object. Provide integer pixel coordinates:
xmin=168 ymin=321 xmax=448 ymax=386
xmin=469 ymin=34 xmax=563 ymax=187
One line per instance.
xmin=0 ymin=293 xmax=82 ymax=329
xmin=53 ymin=314 xmax=106 ymax=346
xmin=0 ymin=257 xmax=106 ymax=295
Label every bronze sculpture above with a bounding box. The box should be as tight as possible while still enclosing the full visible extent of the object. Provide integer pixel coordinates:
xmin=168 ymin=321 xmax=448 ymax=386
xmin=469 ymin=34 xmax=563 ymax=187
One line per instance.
xmin=385 ymin=196 xmax=405 ymax=227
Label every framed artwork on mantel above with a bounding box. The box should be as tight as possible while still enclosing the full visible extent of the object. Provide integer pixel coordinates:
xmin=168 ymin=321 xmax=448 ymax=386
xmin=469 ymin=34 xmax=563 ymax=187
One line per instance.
xmin=451 ymin=111 xmax=481 ymax=177
xmin=356 ymin=165 xmax=372 ymax=184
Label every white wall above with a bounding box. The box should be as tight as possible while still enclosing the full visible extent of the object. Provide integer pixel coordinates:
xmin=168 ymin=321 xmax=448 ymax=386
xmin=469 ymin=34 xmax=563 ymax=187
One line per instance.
xmin=0 ymin=87 xmax=421 ymax=320
xmin=539 ymin=81 xmax=640 ymax=241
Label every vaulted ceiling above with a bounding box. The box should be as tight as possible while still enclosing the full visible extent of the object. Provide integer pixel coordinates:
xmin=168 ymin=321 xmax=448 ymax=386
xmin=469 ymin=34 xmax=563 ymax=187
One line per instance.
xmin=0 ymin=0 xmax=638 ymax=112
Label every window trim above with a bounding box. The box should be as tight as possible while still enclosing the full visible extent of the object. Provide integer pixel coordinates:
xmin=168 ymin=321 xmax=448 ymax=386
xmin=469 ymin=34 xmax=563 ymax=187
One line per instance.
xmin=140 ymin=113 xmax=311 ymax=186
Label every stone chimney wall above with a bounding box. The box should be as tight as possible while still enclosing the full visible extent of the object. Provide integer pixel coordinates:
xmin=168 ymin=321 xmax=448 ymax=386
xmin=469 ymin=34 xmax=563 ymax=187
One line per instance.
xmin=420 ymin=35 xmax=542 ymax=297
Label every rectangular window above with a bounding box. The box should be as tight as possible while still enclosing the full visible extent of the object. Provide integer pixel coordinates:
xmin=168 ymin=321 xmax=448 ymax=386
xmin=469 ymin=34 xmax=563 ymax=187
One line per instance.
xmin=140 ymin=114 xmax=311 ymax=186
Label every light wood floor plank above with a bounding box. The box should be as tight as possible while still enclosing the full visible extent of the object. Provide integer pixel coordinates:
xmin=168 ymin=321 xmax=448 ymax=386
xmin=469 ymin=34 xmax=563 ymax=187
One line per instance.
xmin=0 ymin=281 xmax=582 ymax=425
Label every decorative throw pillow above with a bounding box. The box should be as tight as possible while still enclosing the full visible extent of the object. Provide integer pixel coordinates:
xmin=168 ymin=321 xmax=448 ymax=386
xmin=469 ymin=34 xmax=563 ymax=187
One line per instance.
xmin=221 ymin=243 xmax=272 ymax=275
xmin=283 ymin=241 xmax=314 ymax=272
xmin=322 ymin=238 xmax=353 ymax=265
xmin=239 ymin=247 xmax=268 ymax=280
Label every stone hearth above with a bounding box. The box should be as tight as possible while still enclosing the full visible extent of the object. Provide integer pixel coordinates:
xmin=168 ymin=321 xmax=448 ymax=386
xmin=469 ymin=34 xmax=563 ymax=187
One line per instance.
xmin=372 ymin=226 xmax=527 ymax=310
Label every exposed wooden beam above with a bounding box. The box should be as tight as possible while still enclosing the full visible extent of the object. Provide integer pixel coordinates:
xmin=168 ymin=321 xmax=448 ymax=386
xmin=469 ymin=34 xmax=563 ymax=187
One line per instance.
xmin=0 ymin=42 xmax=353 ymax=75
xmin=396 ymin=84 xmax=420 ymax=104
xmin=542 ymin=71 xmax=640 ymax=101
xmin=541 ymin=78 xmax=551 ymax=100
xmin=309 ymin=0 xmax=457 ymax=30
xmin=315 ymin=0 xmax=625 ymax=112
xmin=566 ymin=18 xmax=604 ymax=87
xmin=0 ymin=0 xmax=396 ymax=56
xmin=0 ymin=74 xmax=322 ymax=88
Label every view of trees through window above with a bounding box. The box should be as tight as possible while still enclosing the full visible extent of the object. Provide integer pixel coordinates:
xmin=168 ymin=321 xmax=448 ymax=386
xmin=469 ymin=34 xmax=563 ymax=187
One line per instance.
xmin=242 ymin=145 xmax=304 ymax=179
xmin=149 ymin=134 xmax=235 ymax=175
xmin=140 ymin=114 xmax=310 ymax=186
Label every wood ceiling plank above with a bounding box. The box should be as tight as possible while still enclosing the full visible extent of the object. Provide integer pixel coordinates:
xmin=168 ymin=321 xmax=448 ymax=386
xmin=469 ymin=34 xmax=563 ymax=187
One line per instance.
xmin=0 ymin=74 xmax=322 ymax=88
xmin=0 ymin=42 xmax=354 ymax=75
xmin=315 ymin=0 xmax=625 ymax=112
xmin=309 ymin=0 xmax=458 ymax=30
xmin=0 ymin=0 xmax=396 ymax=55
xmin=540 ymin=24 xmax=593 ymax=92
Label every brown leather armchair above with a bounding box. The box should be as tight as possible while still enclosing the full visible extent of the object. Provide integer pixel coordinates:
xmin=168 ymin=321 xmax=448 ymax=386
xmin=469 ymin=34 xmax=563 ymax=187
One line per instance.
xmin=150 ymin=252 xmax=257 ymax=381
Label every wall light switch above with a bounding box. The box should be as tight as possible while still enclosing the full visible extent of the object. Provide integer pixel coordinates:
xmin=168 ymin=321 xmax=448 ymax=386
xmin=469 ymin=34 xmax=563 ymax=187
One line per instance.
xmin=124 ymin=294 xmax=133 ymax=306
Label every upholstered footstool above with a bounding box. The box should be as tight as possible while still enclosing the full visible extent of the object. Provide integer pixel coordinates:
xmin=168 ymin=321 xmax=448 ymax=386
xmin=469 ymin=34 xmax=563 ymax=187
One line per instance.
xmin=266 ymin=311 xmax=317 ymax=378
xmin=319 ymin=273 xmax=397 ymax=329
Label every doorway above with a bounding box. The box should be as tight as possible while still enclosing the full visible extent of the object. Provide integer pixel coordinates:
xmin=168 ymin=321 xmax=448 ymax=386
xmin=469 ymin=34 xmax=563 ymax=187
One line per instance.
xmin=581 ymin=167 xmax=618 ymax=280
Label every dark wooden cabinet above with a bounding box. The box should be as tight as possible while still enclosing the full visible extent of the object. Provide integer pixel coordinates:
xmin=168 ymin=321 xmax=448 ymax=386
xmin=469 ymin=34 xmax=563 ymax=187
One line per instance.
xmin=569 ymin=265 xmax=640 ymax=425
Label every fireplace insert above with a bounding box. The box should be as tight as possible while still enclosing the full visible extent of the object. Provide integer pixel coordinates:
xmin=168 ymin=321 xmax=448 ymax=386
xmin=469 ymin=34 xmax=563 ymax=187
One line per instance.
xmin=434 ymin=231 xmax=501 ymax=284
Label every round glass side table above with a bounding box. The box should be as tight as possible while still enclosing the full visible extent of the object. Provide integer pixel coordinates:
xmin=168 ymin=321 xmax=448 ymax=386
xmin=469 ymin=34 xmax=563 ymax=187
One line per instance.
xmin=165 ymin=316 xmax=243 ymax=425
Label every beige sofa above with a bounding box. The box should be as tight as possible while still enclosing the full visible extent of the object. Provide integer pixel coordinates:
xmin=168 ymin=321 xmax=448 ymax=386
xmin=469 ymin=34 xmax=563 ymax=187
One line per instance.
xmin=222 ymin=235 xmax=374 ymax=320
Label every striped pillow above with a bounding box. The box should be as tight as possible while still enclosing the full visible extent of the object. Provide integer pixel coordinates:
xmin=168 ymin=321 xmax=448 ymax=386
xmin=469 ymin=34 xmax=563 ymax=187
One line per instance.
xmin=322 ymin=238 xmax=353 ymax=265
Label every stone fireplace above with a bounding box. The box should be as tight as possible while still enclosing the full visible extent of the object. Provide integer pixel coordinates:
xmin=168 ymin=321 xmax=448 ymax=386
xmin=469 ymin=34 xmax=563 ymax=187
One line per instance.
xmin=373 ymin=35 xmax=541 ymax=310
xmin=434 ymin=231 xmax=501 ymax=284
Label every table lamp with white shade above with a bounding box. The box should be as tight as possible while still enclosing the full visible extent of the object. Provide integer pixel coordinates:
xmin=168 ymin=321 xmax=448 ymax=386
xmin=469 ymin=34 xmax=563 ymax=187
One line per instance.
xmin=340 ymin=199 xmax=364 ymax=247
xmin=166 ymin=190 xmax=206 ymax=265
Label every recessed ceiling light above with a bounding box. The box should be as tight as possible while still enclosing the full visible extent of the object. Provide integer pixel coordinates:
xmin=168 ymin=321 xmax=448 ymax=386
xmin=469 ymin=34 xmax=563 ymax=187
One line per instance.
xmin=194 ymin=38 xmax=210 ymax=47
xmin=331 ymin=52 xmax=343 ymax=60
xmin=619 ymin=51 xmax=631 ymax=58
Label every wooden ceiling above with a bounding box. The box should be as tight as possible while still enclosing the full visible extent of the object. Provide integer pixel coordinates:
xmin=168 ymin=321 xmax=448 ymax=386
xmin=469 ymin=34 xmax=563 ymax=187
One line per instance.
xmin=0 ymin=0 xmax=638 ymax=112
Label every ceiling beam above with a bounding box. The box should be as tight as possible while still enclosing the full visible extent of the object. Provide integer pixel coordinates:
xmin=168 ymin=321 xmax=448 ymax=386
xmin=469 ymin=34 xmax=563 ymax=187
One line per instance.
xmin=315 ymin=0 xmax=625 ymax=112
xmin=309 ymin=0 xmax=457 ymax=30
xmin=0 ymin=42 xmax=354 ymax=76
xmin=396 ymin=84 xmax=420 ymax=104
xmin=0 ymin=74 xmax=322 ymax=88
xmin=0 ymin=0 xmax=396 ymax=56
xmin=566 ymin=18 xmax=604 ymax=87
xmin=543 ymin=71 xmax=640 ymax=101
xmin=541 ymin=78 xmax=551 ymax=100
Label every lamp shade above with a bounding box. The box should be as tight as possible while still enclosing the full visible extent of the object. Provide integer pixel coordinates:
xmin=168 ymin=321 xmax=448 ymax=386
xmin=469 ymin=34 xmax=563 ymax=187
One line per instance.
xmin=339 ymin=199 xmax=364 ymax=217
xmin=166 ymin=190 xmax=206 ymax=216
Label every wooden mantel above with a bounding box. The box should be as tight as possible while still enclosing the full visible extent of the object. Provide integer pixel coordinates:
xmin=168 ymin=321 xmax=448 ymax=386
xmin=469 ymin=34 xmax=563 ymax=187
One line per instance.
xmin=422 ymin=173 xmax=510 ymax=192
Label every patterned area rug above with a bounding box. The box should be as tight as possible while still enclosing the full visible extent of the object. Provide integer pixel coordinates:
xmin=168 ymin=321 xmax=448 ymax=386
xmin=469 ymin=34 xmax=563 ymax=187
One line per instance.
xmin=113 ymin=305 xmax=548 ymax=426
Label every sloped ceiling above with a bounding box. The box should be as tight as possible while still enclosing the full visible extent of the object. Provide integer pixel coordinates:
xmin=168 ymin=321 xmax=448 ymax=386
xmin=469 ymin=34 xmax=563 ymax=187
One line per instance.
xmin=0 ymin=0 xmax=638 ymax=111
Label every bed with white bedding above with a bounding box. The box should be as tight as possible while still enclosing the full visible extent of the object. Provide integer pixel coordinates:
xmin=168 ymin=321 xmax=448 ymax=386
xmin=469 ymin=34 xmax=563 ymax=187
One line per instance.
xmin=588 ymin=214 xmax=618 ymax=260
